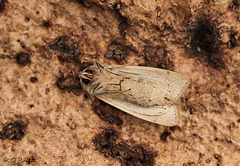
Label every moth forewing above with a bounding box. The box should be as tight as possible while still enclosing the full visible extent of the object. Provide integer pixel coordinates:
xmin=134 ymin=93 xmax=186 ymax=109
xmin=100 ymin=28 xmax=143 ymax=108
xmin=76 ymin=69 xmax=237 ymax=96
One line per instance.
xmin=97 ymin=95 xmax=178 ymax=126
xmin=79 ymin=63 xmax=189 ymax=126
xmin=96 ymin=95 xmax=171 ymax=116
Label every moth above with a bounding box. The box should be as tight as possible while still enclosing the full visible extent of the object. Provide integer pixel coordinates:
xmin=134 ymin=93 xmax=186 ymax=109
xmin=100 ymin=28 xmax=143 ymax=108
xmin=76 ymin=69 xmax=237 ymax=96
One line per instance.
xmin=80 ymin=62 xmax=190 ymax=126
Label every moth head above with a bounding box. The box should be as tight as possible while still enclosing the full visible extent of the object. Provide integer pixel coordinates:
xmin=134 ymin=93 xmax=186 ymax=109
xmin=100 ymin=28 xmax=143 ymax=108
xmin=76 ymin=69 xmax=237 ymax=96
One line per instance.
xmin=80 ymin=67 xmax=94 ymax=91
xmin=80 ymin=62 xmax=106 ymax=93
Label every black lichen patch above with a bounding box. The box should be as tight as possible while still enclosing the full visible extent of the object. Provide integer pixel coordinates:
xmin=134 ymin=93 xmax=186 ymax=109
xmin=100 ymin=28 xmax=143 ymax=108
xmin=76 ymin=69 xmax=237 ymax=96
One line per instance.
xmin=93 ymin=129 xmax=118 ymax=156
xmin=0 ymin=0 xmax=6 ymax=13
xmin=118 ymin=20 xmax=130 ymax=38
xmin=189 ymin=18 xmax=219 ymax=54
xmin=233 ymin=70 xmax=240 ymax=90
xmin=77 ymin=0 xmax=85 ymax=5
xmin=214 ymin=153 xmax=222 ymax=165
xmin=160 ymin=130 xmax=171 ymax=141
xmin=56 ymin=75 xmax=81 ymax=95
xmin=0 ymin=121 xmax=28 ymax=140
xmin=42 ymin=20 xmax=52 ymax=28
xmin=47 ymin=38 xmax=93 ymax=95
xmin=47 ymin=37 xmax=93 ymax=94
xmin=93 ymin=129 xmax=157 ymax=166
xmin=184 ymin=103 xmax=197 ymax=115
xmin=227 ymin=33 xmax=237 ymax=49
xmin=186 ymin=16 xmax=225 ymax=69
xmin=47 ymin=36 xmax=87 ymax=76
xmin=228 ymin=0 xmax=239 ymax=10
xmin=104 ymin=43 xmax=130 ymax=63
xmin=25 ymin=17 xmax=30 ymax=22
xmin=198 ymin=153 xmax=204 ymax=164
xmin=47 ymin=36 xmax=79 ymax=60
xmin=16 ymin=52 xmax=31 ymax=66
xmin=183 ymin=162 xmax=196 ymax=166
xmin=142 ymin=46 xmax=174 ymax=70
xmin=77 ymin=0 xmax=93 ymax=8
xmin=30 ymin=77 xmax=38 ymax=83
xmin=94 ymin=100 xmax=123 ymax=126
xmin=45 ymin=36 xmax=94 ymax=73
xmin=55 ymin=62 xmax=92 ymax=95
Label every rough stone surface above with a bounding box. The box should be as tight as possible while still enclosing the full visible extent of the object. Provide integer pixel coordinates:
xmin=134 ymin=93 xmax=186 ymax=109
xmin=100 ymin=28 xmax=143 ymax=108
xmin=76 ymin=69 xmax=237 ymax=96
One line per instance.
xmin=0 ymin=0 xmax=239 ymax=165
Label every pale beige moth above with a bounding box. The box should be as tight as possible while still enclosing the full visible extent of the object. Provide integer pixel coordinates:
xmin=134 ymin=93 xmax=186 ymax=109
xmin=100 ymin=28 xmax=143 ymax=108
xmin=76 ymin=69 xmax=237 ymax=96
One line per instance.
xmin=79 ymin=62 xmax=189 ymax=126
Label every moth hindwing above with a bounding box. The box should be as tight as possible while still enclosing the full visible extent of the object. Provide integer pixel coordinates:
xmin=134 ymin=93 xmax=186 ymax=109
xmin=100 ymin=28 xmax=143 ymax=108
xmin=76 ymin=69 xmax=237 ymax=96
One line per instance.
xmin=80 ymin=63 xmax=189 ymax=126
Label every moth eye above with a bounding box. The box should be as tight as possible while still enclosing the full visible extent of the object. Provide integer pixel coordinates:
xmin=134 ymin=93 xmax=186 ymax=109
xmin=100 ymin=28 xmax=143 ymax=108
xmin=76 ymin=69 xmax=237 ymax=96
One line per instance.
xmin=82 ymin=78 xmax=90 ymax=85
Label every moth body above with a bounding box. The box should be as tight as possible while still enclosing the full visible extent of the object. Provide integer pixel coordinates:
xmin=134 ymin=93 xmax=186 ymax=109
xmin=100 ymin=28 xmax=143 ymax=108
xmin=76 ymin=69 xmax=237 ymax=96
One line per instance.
xmin=80 ymin=62 xmax=189 ymax=126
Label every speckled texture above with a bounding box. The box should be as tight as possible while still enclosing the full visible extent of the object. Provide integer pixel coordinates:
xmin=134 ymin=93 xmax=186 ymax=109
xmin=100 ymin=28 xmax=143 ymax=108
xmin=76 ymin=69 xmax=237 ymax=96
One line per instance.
xmin=0 ymin=0 xmax=240 ymax=165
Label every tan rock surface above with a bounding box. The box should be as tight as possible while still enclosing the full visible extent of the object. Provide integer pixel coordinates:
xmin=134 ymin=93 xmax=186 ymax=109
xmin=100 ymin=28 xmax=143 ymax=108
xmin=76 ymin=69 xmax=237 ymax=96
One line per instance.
xmin=0 ymin=0 xmax=239 ymax=165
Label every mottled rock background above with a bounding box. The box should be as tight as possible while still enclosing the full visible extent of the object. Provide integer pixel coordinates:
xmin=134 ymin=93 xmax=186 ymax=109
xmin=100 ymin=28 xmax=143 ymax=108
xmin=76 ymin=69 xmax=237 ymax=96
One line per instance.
xmin=0 ymin=0 xmax=240 ymax=165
